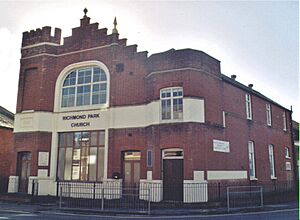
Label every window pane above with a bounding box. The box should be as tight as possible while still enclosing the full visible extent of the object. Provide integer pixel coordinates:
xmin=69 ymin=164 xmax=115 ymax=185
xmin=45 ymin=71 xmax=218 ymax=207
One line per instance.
xmin=77 ymin=85 xmax=91 ymax=106
xmin=93 ymin=68 xmax=101 ymax=82
xmin=62 ymin=87 xmax=76 ymax=107
xmin=63 ymin=71 xmax=76 ymax=86
xmin=69 ymin=87 xmax=75 ymax=94
xmin=173 ymin=88 xmax=183 ymax=97
xmin=248 ymin=142 xmax=255 ymax=178
xmin=246 ymin=94 xmax=252 ymax=119
xmin=161 ymin=89 xmax=171 ymax=98
xmin=89 ymin=147 xmax=97 ymax=181
xmin=283 ymin=112 xmax=287 ymax=131
xmin=81 ymin=132 xmax=89 ymax=147
xmin=76 ymin=95 xmax=83 ymax=106
xmin=80 ymin=147 xmax=89 ymax=181
xmin=100 ymin=83 xmax=107 ymax=91
xmin=72 ymin=165 xmax=80 ymax=180
xmin=57 ymin=148 xmax=65 ymax=180
xmin=93 ymin=68 xmax=107 ymax=82
xmin=285 ymin=147 xmax=289 ymax=158
xmin=83 ymin=93 xmax=90 ymax=105
xmin=74 ymin=132 xmax=81 ymax=148
xmin=61 ymin=97 xmax=68 ymax=107
xmin=78 ymin=69 xmax=92 ymax=84
xmin=162 ymin=99 xmax=171 ymax=119
xmin=147 ymin=150 xmax=152 ymax=167
xmin=73 ymin=149 xmax=81 ymax=160
xmin=66 ymin=133 xmax=73 ymax=147
xmin=100 ymin=92 xmax=106 ymax=104
xmin=62 ymin=88 xmax=68 ymax=95
xmin=64 ymin=148 xmax=72 ymax=180
xmin=78 ymin=71 xmax=84 ymax=84
xmin=100 ymin=70 xmax=107 ymax=81
xmin=99 ymin=131 xmax=105 ymax=146
xmin=59 ymin=133 xmax=65 ymax=147
xmin=97 ymin=148 xmax=105 ymax=182
xmin=93 ymin=84 xmax=100 ymax=92
xmin=269 ymin=145 xmax=275 ymax=177
xmin=92 ymin=84 xmax=106 ymax=105
xmin=72 ymin=147 xmax=81 ymax=180
xmin=173 ymin=98 xmax=183 ymax=119
xmin=77 ymin=86 xmax=83 ymax=93
xmin=92 ymin=94 xmax=100 ymax=104
xmin=90 ymin=132 xmax=98 ymax=146
xmin=266 ymin=104 xmax=272 ymax=125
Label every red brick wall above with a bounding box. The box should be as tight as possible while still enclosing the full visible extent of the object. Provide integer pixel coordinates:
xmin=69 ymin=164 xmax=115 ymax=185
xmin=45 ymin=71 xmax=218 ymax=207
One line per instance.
xmin=221 ymin=81 xmax=293 ymax=182
xmin=11 ymin=132 xmax=52 ymax=177
xmin=0 ymin=127 xmax=13 ymax=177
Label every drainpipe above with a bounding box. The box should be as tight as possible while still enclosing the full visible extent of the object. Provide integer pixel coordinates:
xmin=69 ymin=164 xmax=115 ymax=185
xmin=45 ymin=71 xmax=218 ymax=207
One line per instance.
xmin=289 ymin=106 xmax=298 ymax=192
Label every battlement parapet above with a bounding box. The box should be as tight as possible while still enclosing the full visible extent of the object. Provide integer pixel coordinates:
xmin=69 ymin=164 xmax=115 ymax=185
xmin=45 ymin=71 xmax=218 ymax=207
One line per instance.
xmin=22 ymin=26 xmax=61 ymax=47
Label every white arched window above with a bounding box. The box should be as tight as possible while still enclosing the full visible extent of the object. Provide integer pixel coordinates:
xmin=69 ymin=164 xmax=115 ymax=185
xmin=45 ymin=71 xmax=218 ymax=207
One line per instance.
xmin=61 ymin=66 xmax=107 ymax=108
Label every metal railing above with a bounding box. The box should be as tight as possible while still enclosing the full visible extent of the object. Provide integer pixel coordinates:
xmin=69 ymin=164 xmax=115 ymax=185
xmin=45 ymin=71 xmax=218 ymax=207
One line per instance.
xmin=227 ymin=186 xmax=263 ymax=212
xmin=27 ymin=180 xmax=297 ymax=212
xmin=58 ymin=181 xmax=151 ymax=214
xmin=206 ymin=180 xmax=297 ymax=205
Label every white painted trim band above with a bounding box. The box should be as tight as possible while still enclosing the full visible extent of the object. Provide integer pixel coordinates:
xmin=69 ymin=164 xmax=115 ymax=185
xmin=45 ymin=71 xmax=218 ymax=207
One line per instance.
xmin=14 ymin=98 xmax=205 ymax=133
xmin=146 ymin=67 xmax=221 ymax=79
xmin=21 ymin=42 xmax=60 ymax=49
xmin=21 ymin=43 xmax=118 ymax=60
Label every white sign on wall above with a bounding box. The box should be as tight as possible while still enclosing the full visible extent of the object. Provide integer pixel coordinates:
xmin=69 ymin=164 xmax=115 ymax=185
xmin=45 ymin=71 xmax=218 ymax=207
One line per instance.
xmin=38 ymin=152 xmax=49 ymax=166
xmin=213 ymin=140 xmax=230 ymax=153
xmin=38 ymin=169 xmax=48 ymax=177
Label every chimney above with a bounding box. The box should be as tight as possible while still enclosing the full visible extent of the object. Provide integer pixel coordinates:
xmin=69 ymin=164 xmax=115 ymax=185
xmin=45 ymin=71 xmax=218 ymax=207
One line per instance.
xmin=231 ymin=75 xmax=236 ymax=80
xmin=248 ymin=84 xmax=253 ymax=88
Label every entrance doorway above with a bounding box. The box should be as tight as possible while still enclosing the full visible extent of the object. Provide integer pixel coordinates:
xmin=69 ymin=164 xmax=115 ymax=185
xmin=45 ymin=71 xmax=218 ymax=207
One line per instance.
xmin=122 ymin=151 xmax=141 ymax=188
xmin=17 ymin=152 xmax=32 ymax=193
xmin=162 ymin=149 xmax=184 ymax=201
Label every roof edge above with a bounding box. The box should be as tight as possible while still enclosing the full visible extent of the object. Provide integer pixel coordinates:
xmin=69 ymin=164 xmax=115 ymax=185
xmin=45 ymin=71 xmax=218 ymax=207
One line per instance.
xmin=221 ymin=74 xmax=291 ymax=112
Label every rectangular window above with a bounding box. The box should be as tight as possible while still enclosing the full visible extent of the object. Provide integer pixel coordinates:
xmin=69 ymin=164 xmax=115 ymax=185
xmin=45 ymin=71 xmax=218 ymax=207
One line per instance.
xmin=285 ymin=147 xmax=290 ymax=159
xmin=245 ymin=94 xmax=252 ymax=120
xmin=285 ymin=162 xmax=291 ymax=171
xmin=266 ymin=104 xmax=272 ymax=126
xmin=268 ymin=144 xmax=276 ymax=178
xmin=222 ymin=111 xmax=226 ymax=127
xmin=161 ymin=87 xmax=183 ymax=120
xmin=58 ymin=130 xmax=105 ymax=181
xmin=283 ymin=111 xmax=287 ymax=131
xmin=248 ymin=141 xmax=256 ymax=179
xmin=147 ymin=150 xmax=152 ymax=167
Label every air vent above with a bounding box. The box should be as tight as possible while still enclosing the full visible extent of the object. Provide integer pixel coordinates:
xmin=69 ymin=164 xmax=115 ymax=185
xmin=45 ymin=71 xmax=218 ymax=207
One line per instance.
xmin=116 ymin=63 xmax=124 ymax=72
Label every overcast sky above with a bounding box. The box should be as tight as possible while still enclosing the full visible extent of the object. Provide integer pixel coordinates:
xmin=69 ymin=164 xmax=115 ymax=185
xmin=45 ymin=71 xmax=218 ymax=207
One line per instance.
xmin=0 ymin=0 xmax=299 ymax=121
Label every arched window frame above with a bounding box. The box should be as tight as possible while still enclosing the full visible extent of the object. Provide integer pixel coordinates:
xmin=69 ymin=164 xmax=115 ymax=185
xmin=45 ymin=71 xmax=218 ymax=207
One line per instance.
xmin=54 ymin=61 xmax=110 ymax=112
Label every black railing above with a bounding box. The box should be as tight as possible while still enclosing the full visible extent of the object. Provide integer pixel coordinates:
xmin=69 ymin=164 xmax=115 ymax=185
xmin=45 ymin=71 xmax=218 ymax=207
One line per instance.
xmin=28 ymin=180 xmax=297 ymax=213
xmin=206 ymin=180 xmax=297 ymax=205
xmin=57 ymin=181 xmax=150 ymax=214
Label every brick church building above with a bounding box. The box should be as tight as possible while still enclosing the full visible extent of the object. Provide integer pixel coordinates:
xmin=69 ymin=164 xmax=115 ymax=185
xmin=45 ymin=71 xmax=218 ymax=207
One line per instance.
xmin=8 ymin=10 xmax=296 ymax=202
